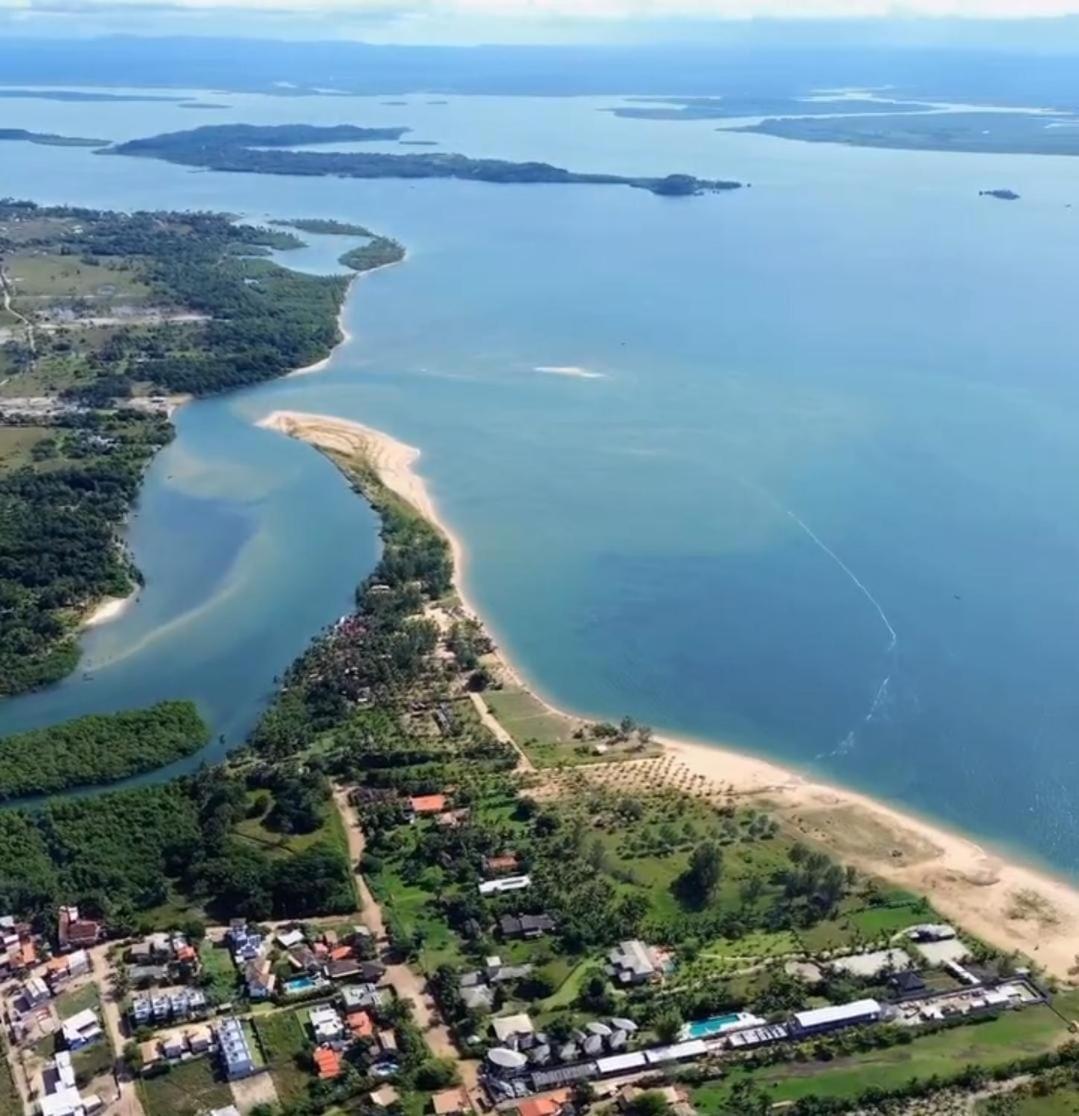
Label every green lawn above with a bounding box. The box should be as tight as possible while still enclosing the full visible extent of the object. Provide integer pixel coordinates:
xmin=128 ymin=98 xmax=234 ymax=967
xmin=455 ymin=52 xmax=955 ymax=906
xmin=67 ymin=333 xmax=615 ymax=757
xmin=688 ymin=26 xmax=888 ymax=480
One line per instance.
xmin=0 ymin=426 xmax=51 ymax=475
xmin=538 ymin=959 xmax=594 ymax=1011
xmin=694 ymin=1006 xmax=1073 ymax=1111
xmin=200 ymin=940 xmax=240 ymax=1004
xmin=55 ymin=982 xmax=101 ymax=1020
xmin=72 ymin=1041 xmax=113 ymax=1083
xmin=138 ymin=1059 xmax=233 ymax=1116
xmin=253 ymin=1008 xmax=313 ymax=1105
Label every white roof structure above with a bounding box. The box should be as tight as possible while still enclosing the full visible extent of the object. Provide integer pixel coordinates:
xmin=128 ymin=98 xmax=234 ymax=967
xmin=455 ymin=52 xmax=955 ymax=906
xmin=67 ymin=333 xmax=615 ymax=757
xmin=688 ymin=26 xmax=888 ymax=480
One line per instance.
xmin=487 ymin=1047 xmax=528 ymax=1070
xmin=478 ymin=875 xmax=531 ymax=896
xmin=277 ymin=929 xmax=305 ymax=948
xmin=61 ymin=1008 xmax=102 ymax=1046
xmin=596 ymin=1052 xmax=647 ymax=1074
xmin=40 ymin=1088 xmax=86 ymax=1116
xmin=309 ymin=1004 xmax=344 ymax=1041
xmin=644 ymin=1039 xmax=707 ymax=1064
xmin=792 ymin=999 xmax=881 ymax=1030
xmin=491 ymin=1013 xmax=534 ymax=1043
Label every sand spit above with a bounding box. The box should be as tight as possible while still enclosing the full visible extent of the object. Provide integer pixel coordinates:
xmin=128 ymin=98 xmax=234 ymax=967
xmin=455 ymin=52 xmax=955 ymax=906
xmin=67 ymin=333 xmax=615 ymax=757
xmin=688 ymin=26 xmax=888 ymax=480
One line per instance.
xmin=83 ymin=590 xmax=136 ymax=628
xmin=256 ymin=408 xmax=1079 ymax=981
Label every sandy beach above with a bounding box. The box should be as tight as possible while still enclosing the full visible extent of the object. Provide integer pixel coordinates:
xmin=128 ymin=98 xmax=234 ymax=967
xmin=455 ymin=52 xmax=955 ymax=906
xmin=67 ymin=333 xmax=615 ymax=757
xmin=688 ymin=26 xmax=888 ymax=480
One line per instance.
xmin=287 ymin=255 xmax=406 ymax=378
xmin=82 ymin=590 xmax=136 ymax=628
xmin=257 ymin=408 xmax=1079 ymax=981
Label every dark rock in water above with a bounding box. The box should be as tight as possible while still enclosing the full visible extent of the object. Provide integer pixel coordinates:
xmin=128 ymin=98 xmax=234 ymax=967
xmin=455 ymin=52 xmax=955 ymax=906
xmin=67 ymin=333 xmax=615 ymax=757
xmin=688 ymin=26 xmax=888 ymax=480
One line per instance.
xmin=979 ymin=189 xmax=1020 ymax=201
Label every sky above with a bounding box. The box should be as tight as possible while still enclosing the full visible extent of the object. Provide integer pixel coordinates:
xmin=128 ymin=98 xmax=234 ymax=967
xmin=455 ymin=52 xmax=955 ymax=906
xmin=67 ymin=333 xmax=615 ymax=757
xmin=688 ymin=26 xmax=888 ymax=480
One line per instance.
xmin=4 ymin=0 xmax=1079 ymax=43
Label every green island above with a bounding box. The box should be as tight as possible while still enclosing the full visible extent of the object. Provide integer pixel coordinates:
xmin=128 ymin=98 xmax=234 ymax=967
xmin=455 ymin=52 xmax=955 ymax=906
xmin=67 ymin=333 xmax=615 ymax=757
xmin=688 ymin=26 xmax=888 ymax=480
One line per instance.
xmin=0 ymin=700 xmax=208 ymax=799
xmin=733 ymin=111 xmax=1079 ymax=156
xmin=0 ymin=128 xmax=106 ymax=147
xmin=0 ymin=88 xmax=185 ymax=103
xmin=0 ymin=199 xmax=387 ymax=696
xmin=272 ymin=218 xmax=376 ymax=236
xmin=107 ymin=123 xmax=742 ymax=196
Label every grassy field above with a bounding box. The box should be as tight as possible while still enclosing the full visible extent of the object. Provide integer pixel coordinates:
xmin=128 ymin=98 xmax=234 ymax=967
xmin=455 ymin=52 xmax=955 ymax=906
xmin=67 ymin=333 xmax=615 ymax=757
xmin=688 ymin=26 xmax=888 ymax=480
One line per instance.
xmin=0 ymin=426 xmax=51 ymax=474
xmin=253 ymin=1009 xmax=312 ymax=1105
xmin=138 ymin=1058 xmax=234 ymax=1116
xmin=234 ymin=788 xmax=351 ymax=862
xmin=200 ymin=940 xmax=240 ymax=1003
xmin=7 ymin=252 xmax=150 ymax=306
xmin=693 ymin=1006 xmax=1075 ymax=1111
xmin=483 ymin=686 xmax=580 ymax=764
xmin=55 ymin=982 xmax=101 ymax=1020
xmin=72 ymin=1040 xmax=113 ymax=1082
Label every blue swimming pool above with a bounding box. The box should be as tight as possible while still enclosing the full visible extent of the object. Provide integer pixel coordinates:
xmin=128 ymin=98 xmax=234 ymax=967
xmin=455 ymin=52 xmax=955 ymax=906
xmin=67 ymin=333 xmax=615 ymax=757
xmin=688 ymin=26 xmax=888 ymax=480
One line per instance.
xmin=283 ymin=976 xmax=319 ymax=995
xmin=686 ymin=1014 xmax=743 ymax=1039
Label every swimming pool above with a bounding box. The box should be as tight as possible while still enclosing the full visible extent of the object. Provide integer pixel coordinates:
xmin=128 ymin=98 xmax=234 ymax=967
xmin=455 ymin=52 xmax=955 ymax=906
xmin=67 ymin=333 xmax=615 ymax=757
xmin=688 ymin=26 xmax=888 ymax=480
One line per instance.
xmin=283 ymin=976 xmax=320 ymax=995
xmin=685 ymin=1014 xmax=747 ymax=1039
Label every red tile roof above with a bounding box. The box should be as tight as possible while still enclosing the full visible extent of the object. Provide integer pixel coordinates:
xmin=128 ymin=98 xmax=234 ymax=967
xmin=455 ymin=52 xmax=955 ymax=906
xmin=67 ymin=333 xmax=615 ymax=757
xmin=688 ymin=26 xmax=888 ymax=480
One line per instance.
xmin=410 ymin=794 xmax=447 ymax=815
xmin=330 ymin=945 xmax=354 ymax=962
xmin=313 ymin=1047 xmax=343 ymax=1078
xmin=347 ymin=1011 xmax=375 ymax=1039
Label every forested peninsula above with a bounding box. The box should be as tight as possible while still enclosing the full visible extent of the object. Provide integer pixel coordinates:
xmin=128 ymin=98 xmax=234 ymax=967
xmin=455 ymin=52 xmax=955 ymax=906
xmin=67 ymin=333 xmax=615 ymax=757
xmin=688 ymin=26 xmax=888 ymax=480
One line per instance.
xmin=0 ymin=700 xmax=208 ymax=799
xmin=108 ymin=122 xmax=741 ymax=195
xmin=0 ymin=200 xmax=389 ymax=695
xmin=0 ymin=128 xmax=105 ymax=147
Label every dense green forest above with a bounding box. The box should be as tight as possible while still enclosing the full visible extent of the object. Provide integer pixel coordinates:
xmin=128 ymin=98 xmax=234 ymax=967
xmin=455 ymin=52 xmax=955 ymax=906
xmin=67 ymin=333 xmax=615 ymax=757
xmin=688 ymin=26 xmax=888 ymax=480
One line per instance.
xmin=272 ymin=217 xmax=375 ymax=236
xmin=0 ymin=765 xmax=354 ymax=927
xmin=109 ymin=123 xmax=740 ymax=195
xmin=339 ymin=235 xmax=405 ymax=272
xmin=0 ymin=200 xmax=368 ymax=693
xmin=0 ymin=701 xmax=208 ymax=799
xmin=0 ymin=412 xmax=172 ymax=695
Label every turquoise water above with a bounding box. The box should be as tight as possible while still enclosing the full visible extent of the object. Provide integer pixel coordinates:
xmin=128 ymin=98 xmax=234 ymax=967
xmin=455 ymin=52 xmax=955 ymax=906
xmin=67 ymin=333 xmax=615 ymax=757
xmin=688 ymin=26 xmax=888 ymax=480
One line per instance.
xmin=687 ymin=1015 xmax=743 ymax=1038
xmin=2 ymin=91 xmax=1079 ymax=876
xmin=283 ymin=976 xmax=321 ymax=995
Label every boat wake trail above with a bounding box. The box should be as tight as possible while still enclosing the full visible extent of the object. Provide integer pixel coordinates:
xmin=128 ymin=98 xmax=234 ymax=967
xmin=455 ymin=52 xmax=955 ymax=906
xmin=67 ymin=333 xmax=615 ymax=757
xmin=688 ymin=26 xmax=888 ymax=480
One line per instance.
xmin=739 ymin=479 xmax=898 ymax=758
xmin=780 ymin=506 xmax=897 ymax=652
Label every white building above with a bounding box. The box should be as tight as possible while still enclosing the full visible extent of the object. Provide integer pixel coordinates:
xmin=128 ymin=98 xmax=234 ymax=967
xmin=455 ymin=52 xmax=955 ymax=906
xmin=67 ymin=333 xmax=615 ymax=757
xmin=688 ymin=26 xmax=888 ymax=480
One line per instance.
xmin=478 ymin=875 xmax=532 ymax=896
xmin=310 ymin=1004 xmax=345 ymax=1043
xmin=61 ymin=1008 xmax=103 ymax=1050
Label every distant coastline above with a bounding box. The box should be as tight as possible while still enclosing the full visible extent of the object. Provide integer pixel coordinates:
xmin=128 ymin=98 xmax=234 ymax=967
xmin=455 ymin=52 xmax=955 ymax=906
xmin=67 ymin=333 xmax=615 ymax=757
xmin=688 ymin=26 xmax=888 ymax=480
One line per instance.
xmin=257 ymin=406 xmax=1079 ymax=980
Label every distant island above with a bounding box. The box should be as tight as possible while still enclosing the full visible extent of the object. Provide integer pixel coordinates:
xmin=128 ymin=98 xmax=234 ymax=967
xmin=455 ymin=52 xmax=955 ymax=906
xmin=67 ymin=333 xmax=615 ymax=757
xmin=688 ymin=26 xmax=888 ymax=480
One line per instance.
xmin=271 ymin=217 xmax=375 ymax=236
xmin=980 ymin=188 xmax=1021 ymax=200
xmin=612 ymin=95 xmax=931 ymax=121
xmin=0 ymin=87 xmax=183 ymax=103
xmin=106 ymin=123 xmax=741 ymax=196
xmin=0 ymin=128 xmax=105 ymax=147
xmin=733 ymin=111 xmax=1079 ymax=157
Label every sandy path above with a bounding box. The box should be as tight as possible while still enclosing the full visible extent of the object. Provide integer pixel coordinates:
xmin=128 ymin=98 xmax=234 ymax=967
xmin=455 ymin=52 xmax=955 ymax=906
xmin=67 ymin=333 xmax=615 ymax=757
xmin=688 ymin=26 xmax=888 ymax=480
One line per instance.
xmin=266 ymin=410 xmax=1079 ymax=982
xmin=91 ymin=944 xmax=146 ymax=1116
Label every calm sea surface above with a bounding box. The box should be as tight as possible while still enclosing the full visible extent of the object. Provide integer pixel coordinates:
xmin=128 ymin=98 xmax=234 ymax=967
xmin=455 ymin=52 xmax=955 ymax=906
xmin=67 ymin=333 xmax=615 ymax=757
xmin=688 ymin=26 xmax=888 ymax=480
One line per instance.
xmin=2 ymin=91 xmax=1079 ymax=872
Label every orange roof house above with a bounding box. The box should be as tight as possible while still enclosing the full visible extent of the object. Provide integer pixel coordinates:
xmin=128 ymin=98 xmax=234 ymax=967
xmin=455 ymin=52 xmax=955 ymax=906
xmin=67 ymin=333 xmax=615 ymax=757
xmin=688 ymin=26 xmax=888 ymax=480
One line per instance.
xmin=409 ymin=794 xmax=447 ymax=816
xmin=313 ymin=1047 xmax=343 ymax=1078
xmin=347 ymin=1011 xmax=375 ymax=1040
xmin=517 ymin=1091 xmax=570 ymax=1116
xmin=484 ymin=854 xmax=519 ymax=875
xmin=330 ymin=945 xmax=354 ymax=962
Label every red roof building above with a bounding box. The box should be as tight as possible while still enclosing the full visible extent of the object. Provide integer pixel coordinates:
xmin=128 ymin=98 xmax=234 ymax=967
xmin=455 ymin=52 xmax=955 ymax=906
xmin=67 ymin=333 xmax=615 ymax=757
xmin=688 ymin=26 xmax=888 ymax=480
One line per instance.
xmin=409 ymin=794 xmax=447 ymax=815
xmin=313 ymin=1047 xmax=343 ymax=1078
xmin=347 ymin=1010 xmax=375 ymax=1040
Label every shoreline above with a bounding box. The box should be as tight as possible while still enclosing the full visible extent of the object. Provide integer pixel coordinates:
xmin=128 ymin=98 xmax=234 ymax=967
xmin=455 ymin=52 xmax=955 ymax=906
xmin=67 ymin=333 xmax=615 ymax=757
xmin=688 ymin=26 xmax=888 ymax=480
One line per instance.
xmin=82 ymin=589 xmax=136 ymax=628
xmin=256 ymin=408 xmax=1079 ymax=980
xmin=287 ymin=254 xmax=407 ymax=379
